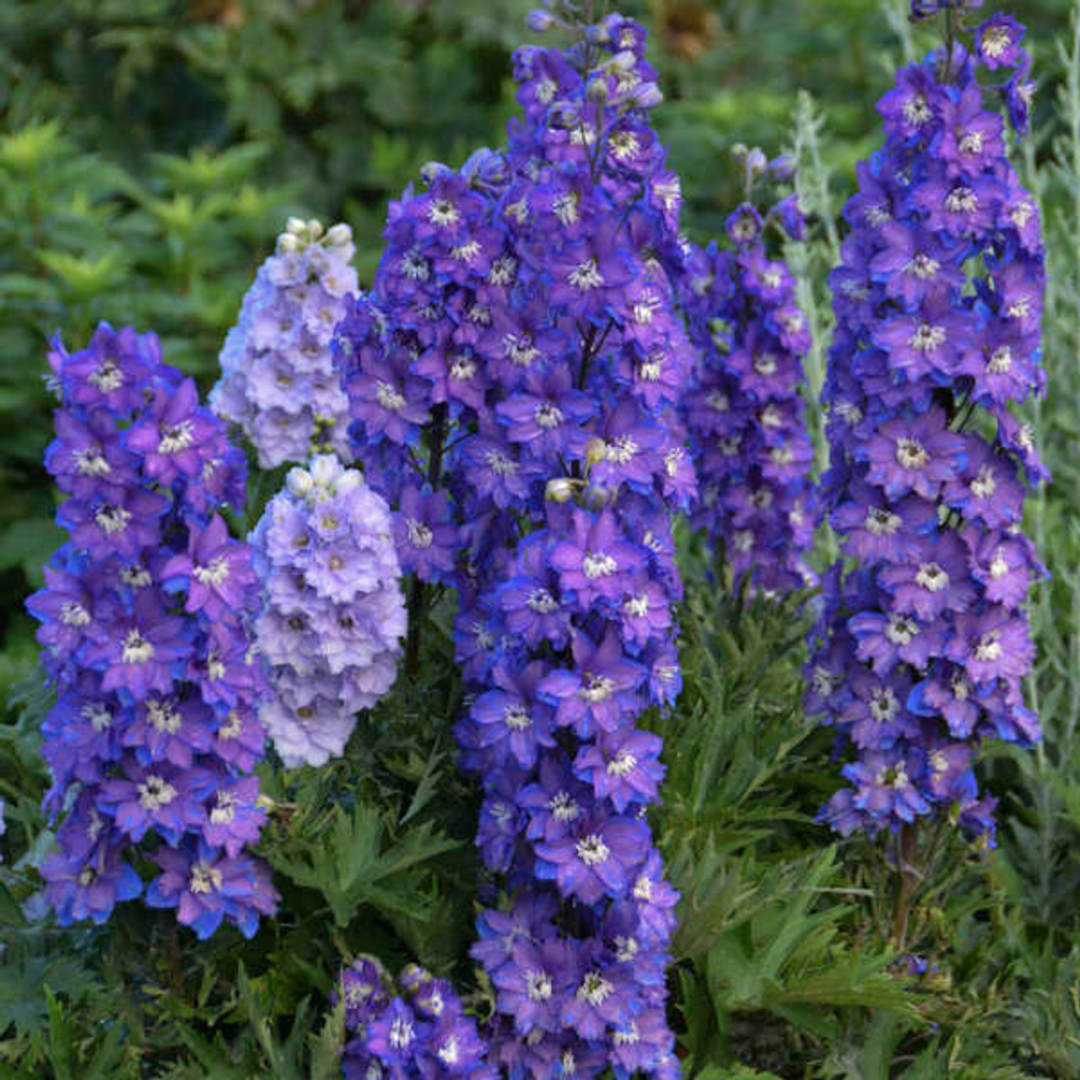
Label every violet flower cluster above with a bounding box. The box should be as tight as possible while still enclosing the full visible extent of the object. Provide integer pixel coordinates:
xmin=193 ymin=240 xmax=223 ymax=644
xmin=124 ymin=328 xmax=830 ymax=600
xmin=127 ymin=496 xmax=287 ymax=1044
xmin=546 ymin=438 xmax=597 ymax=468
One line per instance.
xmin=336 ymin=958 xmax=494 ymax=1080
xmin=248 ymin=454 xmax=406 ymax=768
xmin=680 ymin=161 xmax=817 ymax=594
xmin=26 ymin=323 xmax=278 ymax=937
xmin=807 ymin=11 xmax=1046 ymax=841
xmin=212 ymin=217 xmax=359 ymax=468
xmin=336 ymin=10 xmax=688 ymax=1078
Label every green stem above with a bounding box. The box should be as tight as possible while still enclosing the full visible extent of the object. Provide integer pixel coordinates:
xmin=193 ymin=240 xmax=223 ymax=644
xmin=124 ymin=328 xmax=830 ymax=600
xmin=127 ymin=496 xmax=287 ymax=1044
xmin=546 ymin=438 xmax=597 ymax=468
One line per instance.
xmin=891 ymin=823 xmax=920 ymax=948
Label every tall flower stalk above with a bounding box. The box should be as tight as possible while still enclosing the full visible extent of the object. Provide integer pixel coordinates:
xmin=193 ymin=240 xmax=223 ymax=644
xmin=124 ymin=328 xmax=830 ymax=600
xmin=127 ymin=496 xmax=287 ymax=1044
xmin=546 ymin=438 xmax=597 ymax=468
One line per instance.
xmin=28 ymin=323 xmax=278 ymax=938
xmin=680 ymin=149 xmax=818 ymax=595
xmin=338 ymin=6 xmax=688 ymax=1075
xmin=807 ymin=2 xmax=1046 ymax=939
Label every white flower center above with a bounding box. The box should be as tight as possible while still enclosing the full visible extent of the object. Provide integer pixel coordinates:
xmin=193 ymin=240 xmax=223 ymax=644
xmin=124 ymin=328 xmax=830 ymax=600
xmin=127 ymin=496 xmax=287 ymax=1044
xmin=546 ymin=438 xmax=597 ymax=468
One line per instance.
xmin=526 ymin=970 xmax=553 ymax=1002
xmin=975 ymin=631 xmax=1003 ymax=662
xmin=982 ymin=25 xmax=1012 ymax=58
xmin=987 ymin=346 xmax=1013 ymax=374
xmin=122 ymin=629 xmax=155 ymax=664
xmin=190 ymin=861 xmax=223 ymax=894
xmin=193 ymin=555 xmax=230 ymax=586
xmin=707 ymin=390 xmax=729 ymax=413
xmin=568 ymin=258 xmax=604 ymax=291
xmin=219 ymin=710 xmax=243 ymax=740
xmin=970 ymin=465 xmax=997 ymax=499
xmin=406 ymin=519 xmax=433 ymax=549
xmin=375 ymin=381 xmax=406 ymax=411
xmin=82 ymin=703 xmax=113 ymax=732
xmin=505 ymin=332 xmax=539 ymax=367
xmin=486 ymin=450 xmax=518 ymax=478
xmin=526 ymin=588 xmax=559 ymax=614
xmin=885 ymin=614 xmax=918 ymax=646
xmin=870 ymin=687 xmax=899 ymax=723
xmin=895 ymin=437 xmax=929 ymax=469
xmin=489 ymin=256 xmax=517 ymax=286
xmin=945 ymin=186 xmax=978 ymax=214
xmin=614 ymin=1021 xmax=640 ymax=1046
xmin=989 ymin=550 xmax=1009 ymax=579
xmin=138 ymin=774 xmax=177 ymax=810
xmin=906 ymin=253 xmax=940 ymax=281
xmin=389 ymin=1017 xmax=415 ymax=1049
xmin=582 ymin=552 xmax=617 ymax=579
xmin=503 ymin=704 xmax=531 ymax=731
xmin=548 ymin=791 xmax=580 ymax=822
xmin=60 ymin=600 xmax=91 ymax=626
xmin=147 ymin=697 xmax=182 ymax=733
xmin=158 ymin=421 xmax=195 ymax=455
xmin=624 ymin=594 xmax=649 ymax=618
xmin=88 ymin=359 xmax=124 ymax=392
xmin=449 ymin=355 xmax=476 ymax=380
xmin=903 ymin=93 xmax=932 ymax=127
xmin=915 ymin=562 xmax=949 ymax=592
xmin=95 ymin=504 xmax=131 ymax=534
xmin=910 ymin=323 xmax=946 ymax=352
xmin=607 ymin=750 xmax=638 ymax=778
xmin=577 ymin=971 xmax=614 ymax=1006
xmin=451 ymin=240 xmax=481 ymax=264
xmin=553 ymin=192 xmax=580 ymax=226
xmin=210 ymin=792 xmax=236 ymax=825
xmin=74 ymin=448 xmax=111 ymax=476
xmin=535 ymin=402 xmax=563 ymax=429
xmin=958 ymin=130 xmax=984 ymax=155
xmin=401 ymin=249 xmax=429 ymax=281
xmin=633 ymin=875 xmax=653 ymax=902
xmin=427 ymin=198 xmax=459 ymax=227
xmin=580 ymin=674 xmax=615 ymax=702
xmin=605 ymin=435 xmax=638 ymax=465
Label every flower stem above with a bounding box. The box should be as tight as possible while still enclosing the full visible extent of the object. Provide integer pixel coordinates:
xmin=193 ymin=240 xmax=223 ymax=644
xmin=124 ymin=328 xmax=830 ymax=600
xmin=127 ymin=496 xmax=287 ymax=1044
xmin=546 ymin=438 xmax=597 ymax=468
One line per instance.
xmin=891 ymin=822 xmax=920 ymax=948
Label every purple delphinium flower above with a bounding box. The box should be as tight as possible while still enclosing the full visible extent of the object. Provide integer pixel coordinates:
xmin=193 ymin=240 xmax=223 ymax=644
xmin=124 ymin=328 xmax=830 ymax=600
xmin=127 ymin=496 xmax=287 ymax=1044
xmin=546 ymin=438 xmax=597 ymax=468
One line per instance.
xmin=212 ymin=219 xmax=359 ymax=469
xmin=28 ymin=323 xmax=278 ymax=937
xmin=337 ymin=960 xmax=494 ymax=1080
xmin=678 ymin=165 xmax=818 ymax=596
xmin=336 ymin=12 xmax=686 ymax=1078
xmin=808 ymin=16 xmax=1047 ymax=844
xmin=249 ymin=455 xmax=406 ymax=767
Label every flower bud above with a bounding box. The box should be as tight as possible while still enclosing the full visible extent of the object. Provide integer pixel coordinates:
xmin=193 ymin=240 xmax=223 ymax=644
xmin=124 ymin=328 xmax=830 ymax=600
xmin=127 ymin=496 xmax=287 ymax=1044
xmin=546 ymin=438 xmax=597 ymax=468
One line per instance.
xmin=286 ymin=467 xmax=313 ymax=498
xmin=285 ymin=216 xmax=306 ymax=235
xmin=334 ymin=470 xmax=362 ymax=497
xmin=278 ymin=233 xmax=301 ymax=254
xmin=306 ymin=218 xmax=324 ymax=239
xmin=310 ymin=455 xmax=339 ymax=489
xmin=545 ymin=478 xmax=575 ymax=503
xmin=325 ymin=223 xmax=352 ymax=247
xmin=580 ymin=485 xmax=609 ymax=511
xmin=584 ymin=437 xmax=608 ymax=465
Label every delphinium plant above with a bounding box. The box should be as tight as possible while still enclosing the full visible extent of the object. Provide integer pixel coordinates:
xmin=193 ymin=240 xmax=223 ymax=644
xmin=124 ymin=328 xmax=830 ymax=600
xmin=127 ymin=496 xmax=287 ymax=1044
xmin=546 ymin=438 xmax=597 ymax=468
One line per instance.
xmin=212 ymin=217 xmax=359 ymax=469
xmin=26 ymin=323 xmax=278 ymax=938
xmin=806 ymin=0 xmax=1046 ymax=940
xmin=336 ymin=4 xmax=691 ymax=1076
xmin=248 ymin=454 xmax=406 ymax=767
xmin=679 ymin=147 xmax=818 ymax=595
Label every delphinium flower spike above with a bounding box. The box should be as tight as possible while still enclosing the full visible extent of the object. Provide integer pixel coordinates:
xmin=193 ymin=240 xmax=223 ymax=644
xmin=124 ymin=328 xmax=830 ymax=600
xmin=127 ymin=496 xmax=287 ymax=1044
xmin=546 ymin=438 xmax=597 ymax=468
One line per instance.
xmin=680 ymin=148 xmax=818 ymax=595
xmin=807 ymin=3 xmax=1046 ymax=885
xmin=27 ymin=323 xmax=278 ymax=938
xmin=337 ymin=7 xmax=689 ymax=1076
xmin=212 ymin=218 xmax=359 ymax=468
xmin=247 ymin=454 xmax=406 ymax=767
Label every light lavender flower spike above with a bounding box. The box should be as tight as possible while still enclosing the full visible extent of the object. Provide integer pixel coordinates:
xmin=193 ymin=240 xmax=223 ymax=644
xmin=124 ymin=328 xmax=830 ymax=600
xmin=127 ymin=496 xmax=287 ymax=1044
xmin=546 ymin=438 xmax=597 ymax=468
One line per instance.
xmin=212 ymin=218 xmax=359 ymax=469
xmin=249 ymin=454 xmax=407 ymax=768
